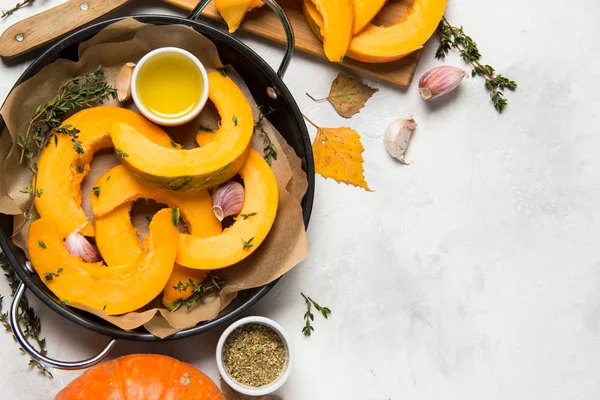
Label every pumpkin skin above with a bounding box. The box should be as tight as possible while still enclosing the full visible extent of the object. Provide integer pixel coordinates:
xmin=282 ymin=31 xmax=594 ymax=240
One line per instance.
xmin=216 ymin=0 xmax=264 ymax=33
xmin=28 ymin=208 xmax=179 ymax=315
xmin=304 ymin=0 xmax=447 ymax=63
xmin=111 ymin=72 xmax=253 ymax=191
xmin=178 ymin=149 xmax=278 ymax=270
xmin=34 ymin=107 xmax=173 ymax=237
xmin=54 ymin=354 xmax=225 ymax=400
xmin=91 ymin=164 xmax=221 ymax=310
xmin=309 ymin=0 xmax=354 ymax=62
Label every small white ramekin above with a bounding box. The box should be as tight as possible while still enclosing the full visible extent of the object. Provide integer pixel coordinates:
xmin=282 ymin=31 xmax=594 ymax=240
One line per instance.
xmin=131 ymin=47 xmax=209 ymax=126
xmin=216 ymin=316 xmax=294 ymax=396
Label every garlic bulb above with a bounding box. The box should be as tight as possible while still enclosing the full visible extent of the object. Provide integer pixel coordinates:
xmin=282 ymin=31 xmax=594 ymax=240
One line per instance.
xmin=383 ymin=117 xmax=418 ymax=165
xmin=65 ymin=222 xmax=101 ymax=263
xmin=212 ymin=181 xmax=245 ymax=221
xmin=419 ymin=66 xmax=468 ymax=101
xmin=116 ymin=62 xmax=136 ymax=102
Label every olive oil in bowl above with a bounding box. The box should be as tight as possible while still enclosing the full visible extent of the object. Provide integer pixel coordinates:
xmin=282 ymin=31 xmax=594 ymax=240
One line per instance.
xmin=132 ymin=48 xmax=209 ymax=126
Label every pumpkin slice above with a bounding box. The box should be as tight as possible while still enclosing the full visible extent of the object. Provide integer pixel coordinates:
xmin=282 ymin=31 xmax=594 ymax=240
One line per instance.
xmin=353 ymin=0 xmax=386 ymax=33
xmin=216 ymin=0 xmax=264 ymax=33
xmin=28 ymin=208 xmax=179 ymax=315
xmin=96 ymin=205 xmax=212 ymax=311
xmin=348 ymin=0 xmax=448 ymax=63
xmin=111 ymin=72 xmax=253 ymax=191
xmin=91 ymin=164 xmax=221 ymax=310
xmin=305 ymin=0 xmax=387 ymax=34
xmin=304 ymin=0 xmax=447 ymax=63
xmin=178 ymin=149 xmax=278 ymax=270
xmin=34 ymin=106 xmax=173 ymax=237
xmin=309 ymin=0 xmax=354 ymax=62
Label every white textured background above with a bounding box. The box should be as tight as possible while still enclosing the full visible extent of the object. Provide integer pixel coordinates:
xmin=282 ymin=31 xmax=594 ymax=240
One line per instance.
xmin=1 ymin=0 xmax=600 ymax=399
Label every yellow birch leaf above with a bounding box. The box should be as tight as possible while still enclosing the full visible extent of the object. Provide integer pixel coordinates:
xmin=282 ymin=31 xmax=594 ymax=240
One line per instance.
xmin=306 ymin=116 xmax=372 ymax=192
xmin=307 ymin=73 xmax=378 ymax=118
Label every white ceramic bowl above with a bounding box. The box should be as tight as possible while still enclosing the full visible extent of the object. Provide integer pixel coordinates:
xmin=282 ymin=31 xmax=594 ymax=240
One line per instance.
xmin=216 ymin=316 xmax=294 ymax=396
xmin=131 ymin=47 xmax=209 ymax=126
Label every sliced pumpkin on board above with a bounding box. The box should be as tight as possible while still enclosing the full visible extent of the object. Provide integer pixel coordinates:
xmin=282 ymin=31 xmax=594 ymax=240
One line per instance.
xmin=178 ymin=149 xmax=278 ymax=270
xmin=28 ymin=208 xmax=179 ymax=315
xmin=91 ymin=164 xmax=221 ymax=310
xmin=216 ymin=0 xmax=264 ymax=33
xmin=304 ymin=0 xmax=447 ymax=63
xmin=111 ymin=72 xmax=254 ymax=191
xmin=34 ymin=106 xmax=173 ymax=237
xmin=309 ymin=0 xmax=354 ymax=62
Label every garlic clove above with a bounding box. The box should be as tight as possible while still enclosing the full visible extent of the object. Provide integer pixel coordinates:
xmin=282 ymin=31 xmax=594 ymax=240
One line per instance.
xmin=65 ymin=222 xmax=102 ymax=263
xmin=212 ymin=181 xmax=245 ymax=222
xmin=419 ymin=66 xmax=468 ymax=101
xmin=383 ymin=117 xmax=417 ymax=165
xmin=116 ymin=62 xmax=136 ymax=102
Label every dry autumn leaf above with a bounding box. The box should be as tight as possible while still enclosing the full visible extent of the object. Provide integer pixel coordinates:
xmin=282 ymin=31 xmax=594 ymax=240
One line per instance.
xmin=307 ymin=73 xmax=378 ymax=119
xmin=304 ymin=116 xmax=372 ymax=192
xmin=220 ymin=379 xmax=281 ymax=400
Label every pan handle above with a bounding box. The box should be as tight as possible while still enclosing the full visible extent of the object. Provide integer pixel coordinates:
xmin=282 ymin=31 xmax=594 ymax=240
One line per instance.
xmin=188 ymin=0 xmax=294 ymax=98
xmin=10 ymin=282 xmax=118 ymax=370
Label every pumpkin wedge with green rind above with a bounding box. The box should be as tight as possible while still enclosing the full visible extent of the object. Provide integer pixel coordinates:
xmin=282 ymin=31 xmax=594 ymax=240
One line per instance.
xmin=34 ymin=106 xmax=173 ymax=238
xmin=178 ymin=149 xmax=278 ymax=270
xmin=92 ymin=164 xmax=221 ymax=310
xmin=91 ymin=164 xmax=222 ymax=236
xmin=28 ymin=208 xmax=179 ymax=316
xmin=309 ymin=0 xmax=354 ymax=62
xmin=110 ymin=72 xmax=253 ymax=192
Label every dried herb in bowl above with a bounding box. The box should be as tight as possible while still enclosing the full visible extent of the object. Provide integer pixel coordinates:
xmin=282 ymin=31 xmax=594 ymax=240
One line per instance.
xmin=222 ymin=323 xmax=287 ymax=388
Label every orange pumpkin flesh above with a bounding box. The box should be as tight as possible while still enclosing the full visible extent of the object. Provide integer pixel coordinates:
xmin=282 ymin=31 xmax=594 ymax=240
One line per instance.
xmin=111 ymin=72 xmax=253 ymax=191
xmin=177 ymin=149 xmax=278 ymax=270
xmin=91 ymin=164 xmax=221 ymax=310
xmin=28 ymin=208 xmax=178 ymax=315
xmin=216 ymin=0 xmax=264 ymax=33
xmin=304 ymin=0 xmax=447 ymax=63
xmin=309 ymin=0 xmax=354 ymax=62
xmin=354 ymin=0 xmax=387 ymax=33
xmin=34 ymin=106 xmax=173 ymax=237
xmin=54 ymin=354 xmax=225 ymax=400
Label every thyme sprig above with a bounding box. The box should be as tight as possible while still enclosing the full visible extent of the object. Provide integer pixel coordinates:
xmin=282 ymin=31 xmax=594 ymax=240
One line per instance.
xmin=254 ymin=107 xmax=278 ymax=166
xmin=301 ymin=293 xmax=331 ymax=337
xmin=179 ymin=276 xmax=225 ymax=310
xmin=0 ymin=252 xmax=53 ymax=378
xmin=1 ymin=0 xmax=34 ymax=18
xmin=436 ymin=17 xmax=517 ymax=112
xmin=14 ymin=66 xmax=117 ymax=235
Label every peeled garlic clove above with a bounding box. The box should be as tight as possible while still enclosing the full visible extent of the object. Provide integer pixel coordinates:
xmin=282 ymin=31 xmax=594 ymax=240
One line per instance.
xmin=419 ymin=66 xmax=468 ymax=101
xmin=212 ymin=181 xmax=245 ymax=222
xmin=65 ymin=222 xmax=102 ymax=263
xmin=116 ymin=62 xmax=136 ymax=102
xmin=384 ymin=117 xmax=417 ymax=165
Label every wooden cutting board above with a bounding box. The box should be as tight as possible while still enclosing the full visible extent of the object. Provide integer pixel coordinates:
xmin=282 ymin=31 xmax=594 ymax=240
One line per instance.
xmin=164 ymin=0 xmax=421 ymax=86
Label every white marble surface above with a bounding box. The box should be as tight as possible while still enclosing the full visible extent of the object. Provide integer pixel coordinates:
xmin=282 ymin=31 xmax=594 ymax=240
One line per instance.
xmin=1 ymin=0 xmax=600 ymax=398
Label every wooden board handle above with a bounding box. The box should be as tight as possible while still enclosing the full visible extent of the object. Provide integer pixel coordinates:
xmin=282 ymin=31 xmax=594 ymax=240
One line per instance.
xmin=0 ymin=0 xmax=130 ymax=58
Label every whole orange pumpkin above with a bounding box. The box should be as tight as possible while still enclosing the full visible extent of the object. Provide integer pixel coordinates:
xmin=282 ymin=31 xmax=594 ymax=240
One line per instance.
xmin=55 ymin=354 xmax=225 ymax=400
